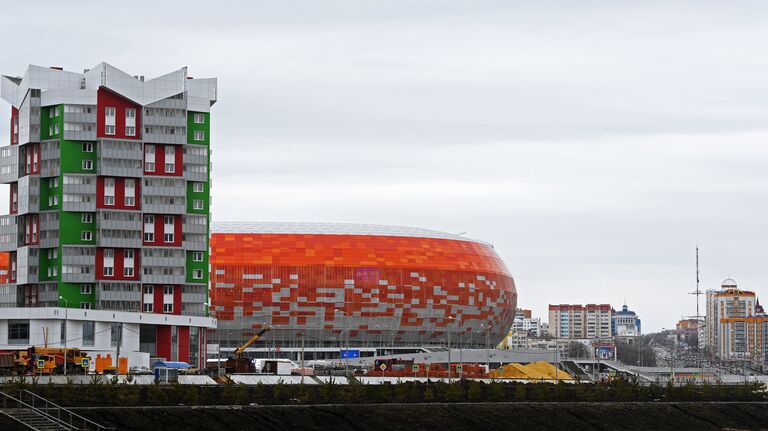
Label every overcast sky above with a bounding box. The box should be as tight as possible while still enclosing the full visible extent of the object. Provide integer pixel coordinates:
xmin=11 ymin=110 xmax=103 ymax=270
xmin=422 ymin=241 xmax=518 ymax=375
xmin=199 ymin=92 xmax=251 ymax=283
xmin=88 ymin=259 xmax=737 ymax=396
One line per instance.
xmin=2 ymin=1 xmax=768 ymax=331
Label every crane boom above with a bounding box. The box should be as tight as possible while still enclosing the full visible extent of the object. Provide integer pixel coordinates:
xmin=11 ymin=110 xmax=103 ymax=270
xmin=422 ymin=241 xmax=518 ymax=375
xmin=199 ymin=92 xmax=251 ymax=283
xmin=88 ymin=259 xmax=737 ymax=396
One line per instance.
xmin=234 ymin=326 xmax=271 ymax=358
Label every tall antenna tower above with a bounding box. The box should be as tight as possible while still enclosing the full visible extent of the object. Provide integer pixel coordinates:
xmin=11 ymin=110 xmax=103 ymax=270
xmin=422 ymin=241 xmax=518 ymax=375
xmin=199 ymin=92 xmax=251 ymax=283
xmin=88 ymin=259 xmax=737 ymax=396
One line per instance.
xmin=689 ymin=246 xmax=703 ymax=320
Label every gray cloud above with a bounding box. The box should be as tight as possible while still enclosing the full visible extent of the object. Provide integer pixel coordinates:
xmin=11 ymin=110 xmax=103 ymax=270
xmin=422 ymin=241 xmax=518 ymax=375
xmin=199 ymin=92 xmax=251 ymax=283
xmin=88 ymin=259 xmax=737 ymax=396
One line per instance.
xmin=2 ymin=1 xmax=768 ymax=330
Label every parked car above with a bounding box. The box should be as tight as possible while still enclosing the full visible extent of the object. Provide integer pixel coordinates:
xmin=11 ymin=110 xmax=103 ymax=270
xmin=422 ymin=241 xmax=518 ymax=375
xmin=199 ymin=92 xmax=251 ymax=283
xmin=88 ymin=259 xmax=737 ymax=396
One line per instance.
xmin=129 ymin=366 xmax=152 ymax=375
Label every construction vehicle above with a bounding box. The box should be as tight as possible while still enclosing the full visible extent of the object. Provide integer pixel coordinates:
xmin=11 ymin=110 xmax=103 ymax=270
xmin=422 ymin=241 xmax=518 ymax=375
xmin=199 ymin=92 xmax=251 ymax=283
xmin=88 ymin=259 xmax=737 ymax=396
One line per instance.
xmin=34 ymin=347 xmax=89 ymax=374
xmin=211 ymin=326 xmax=271 ymax=373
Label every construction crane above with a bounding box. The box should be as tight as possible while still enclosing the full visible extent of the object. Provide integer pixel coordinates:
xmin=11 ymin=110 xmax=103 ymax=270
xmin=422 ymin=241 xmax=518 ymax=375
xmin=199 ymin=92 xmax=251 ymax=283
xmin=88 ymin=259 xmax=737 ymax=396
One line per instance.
xmin=212 ymin=326 xmax=272 ymax=374
xmin=234 ymin=326 xmax=271 ymax=358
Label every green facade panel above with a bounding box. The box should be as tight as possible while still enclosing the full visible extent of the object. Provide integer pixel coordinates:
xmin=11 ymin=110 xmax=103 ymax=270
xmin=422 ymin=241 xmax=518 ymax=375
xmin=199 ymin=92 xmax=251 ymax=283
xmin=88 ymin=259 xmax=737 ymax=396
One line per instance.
xmin=186 ymin=181 xmax=210 ymax=214
xmin=38 ymin=246 xmax=60 ymax=283
xmin=58 ymin=283 xmax=94 ymax=308
xmin=60 ymin=140 xmax=97 ymax=174
xmin=40 ymin=105 xmax=63 ymax=141
xmin=59 ymin=211 xmax=95 ymax=245
xmin=39 ymin=176 xmax=62 ymax=211
xmin=185 ymin=250 xmax=209 ymax=283
xmin=187 ymin=112 xmax=210 ymax=145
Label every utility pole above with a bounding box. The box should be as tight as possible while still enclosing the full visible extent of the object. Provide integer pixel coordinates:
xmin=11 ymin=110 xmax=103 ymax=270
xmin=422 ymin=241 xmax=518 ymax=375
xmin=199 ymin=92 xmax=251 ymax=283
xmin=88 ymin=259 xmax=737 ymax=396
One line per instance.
xmin=59 ymin=296 xmax=68 ymax=376
xmin=115 ymin=323 xmax=123 ymax=371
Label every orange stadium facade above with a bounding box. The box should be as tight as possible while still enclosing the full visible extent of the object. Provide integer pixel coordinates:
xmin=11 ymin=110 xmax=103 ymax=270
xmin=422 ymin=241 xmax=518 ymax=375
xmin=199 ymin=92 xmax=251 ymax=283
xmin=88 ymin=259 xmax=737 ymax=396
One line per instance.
xmin=209 ymin=222 xmax=517 ymax=351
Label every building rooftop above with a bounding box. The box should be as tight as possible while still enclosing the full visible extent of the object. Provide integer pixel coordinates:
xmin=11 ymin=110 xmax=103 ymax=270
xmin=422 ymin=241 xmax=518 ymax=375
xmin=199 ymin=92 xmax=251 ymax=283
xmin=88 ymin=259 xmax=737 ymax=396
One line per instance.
xmin=211 ymin=221 xmax=488 ymax=244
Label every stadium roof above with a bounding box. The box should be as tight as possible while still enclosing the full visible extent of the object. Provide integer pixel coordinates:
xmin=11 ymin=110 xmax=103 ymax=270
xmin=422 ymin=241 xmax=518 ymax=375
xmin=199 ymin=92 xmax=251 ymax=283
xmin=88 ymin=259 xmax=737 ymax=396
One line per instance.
xmin=212 ymin=221 xmax=489 ymax=244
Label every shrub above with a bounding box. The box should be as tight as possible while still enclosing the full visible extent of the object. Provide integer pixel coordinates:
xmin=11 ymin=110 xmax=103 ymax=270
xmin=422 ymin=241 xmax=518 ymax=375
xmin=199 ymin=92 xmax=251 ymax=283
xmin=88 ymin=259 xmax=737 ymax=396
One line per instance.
xmin=222 ymin=383 xmax=240 ymax=405
xmin=532 ymin=382 xmax=549 ymax=401
xmin=423 ymin=386 xmax=435 ymax=402
xmin=489 ymin=382 xmax=505 ymax=402
xmin=467 ymin=381 xmax=482 ymax=402
xmin=146 ymin=384 xmax=169 ymax=405
xmin=444 ymin=382 xmax=464 ymax=402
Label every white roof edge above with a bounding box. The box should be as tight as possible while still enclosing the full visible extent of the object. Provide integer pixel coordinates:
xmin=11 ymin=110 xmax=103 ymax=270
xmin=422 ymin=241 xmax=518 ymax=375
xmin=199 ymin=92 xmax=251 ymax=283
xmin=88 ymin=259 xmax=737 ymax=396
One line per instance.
xmin=211 ymin=221 xmax=491 ymax=245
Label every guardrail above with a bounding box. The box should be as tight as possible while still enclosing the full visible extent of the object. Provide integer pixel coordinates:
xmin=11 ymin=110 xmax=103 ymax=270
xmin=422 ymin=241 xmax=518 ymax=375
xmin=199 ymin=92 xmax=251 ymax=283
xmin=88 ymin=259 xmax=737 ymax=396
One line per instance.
xmin=18 ymin=390 xmax=115 ymax=431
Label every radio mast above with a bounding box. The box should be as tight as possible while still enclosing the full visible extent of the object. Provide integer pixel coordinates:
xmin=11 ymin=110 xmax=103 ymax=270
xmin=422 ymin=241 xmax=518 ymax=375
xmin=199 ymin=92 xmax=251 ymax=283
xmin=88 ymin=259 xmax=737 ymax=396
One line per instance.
xmin=689 ymin=246 xmax=702 ymax=320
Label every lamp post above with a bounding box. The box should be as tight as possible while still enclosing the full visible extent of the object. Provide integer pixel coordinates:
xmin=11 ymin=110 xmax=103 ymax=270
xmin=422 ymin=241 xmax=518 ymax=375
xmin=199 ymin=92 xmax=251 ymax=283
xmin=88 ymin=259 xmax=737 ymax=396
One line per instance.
xmin=335 ymin=309 xmax=350 ymax=377
xmin=447 ymin=315 xmax=455 ymax=383
xmin=59 ymin=296 xmax=68 ymax=376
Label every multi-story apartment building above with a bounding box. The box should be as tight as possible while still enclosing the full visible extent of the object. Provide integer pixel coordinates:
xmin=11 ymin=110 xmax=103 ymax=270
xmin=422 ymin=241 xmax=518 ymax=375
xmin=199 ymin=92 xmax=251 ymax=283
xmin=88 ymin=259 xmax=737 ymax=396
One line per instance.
xmin=548 ymin=304 xmax=612 ymax=340
xmin=0 ymin=63 xmax=217 ymax=367
xmin=612 ymin=304 xmax=641 ymax=337
xmin=511 ymin=308 xmax=542 ymax=337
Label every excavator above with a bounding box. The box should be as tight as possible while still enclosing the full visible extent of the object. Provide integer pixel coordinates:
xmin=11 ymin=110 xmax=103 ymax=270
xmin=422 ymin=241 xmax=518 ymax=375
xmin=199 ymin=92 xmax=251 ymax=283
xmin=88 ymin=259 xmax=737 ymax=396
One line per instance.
xmin=221 ymin=326 xmax=271 ymax=373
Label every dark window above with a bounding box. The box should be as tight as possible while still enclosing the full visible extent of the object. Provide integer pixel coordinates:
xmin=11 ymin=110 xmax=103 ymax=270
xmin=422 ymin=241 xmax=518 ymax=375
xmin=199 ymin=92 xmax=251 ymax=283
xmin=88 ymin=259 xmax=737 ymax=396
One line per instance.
xmin=8 ymin=320 xmax=30 ymax=344
xmin=82 ymin=321 xmax=95 ymax=346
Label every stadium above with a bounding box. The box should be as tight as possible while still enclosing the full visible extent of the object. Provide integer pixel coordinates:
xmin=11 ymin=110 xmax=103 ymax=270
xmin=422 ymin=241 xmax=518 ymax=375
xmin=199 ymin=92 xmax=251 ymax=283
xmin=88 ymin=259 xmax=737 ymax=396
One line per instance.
xmin=209 ymin=222 xmax=517 ymax=359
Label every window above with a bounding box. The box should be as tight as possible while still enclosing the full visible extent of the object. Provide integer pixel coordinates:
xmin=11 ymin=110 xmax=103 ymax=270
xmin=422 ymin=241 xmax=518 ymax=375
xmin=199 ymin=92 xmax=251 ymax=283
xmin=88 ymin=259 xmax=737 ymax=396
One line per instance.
xmin=192 ymin=251 xmax=204 ymax=262
xmin=82 ymin=160 xmax=93 ymax=170
xmin=193 ymin=200 xmax=204 ymax=210
xmin=80 ymin=284 xmax=92 ymax=294
xmin=82 ymin=321 xmax=95 ymax=346
xmin=164 ymin=233 xmax=174 ymax=243
xmin=54 ymin=106 xmax=60 ymax=117
xmin=81 ymin=213 xmax=93 ymax=224
xmin=104 ymin=177 xmax=115 ymax=205
xmin=164 ymin=145 xmax=175 ymax=173
xmin=49 ymin=109 xmax=54 ymax=119
xmin=82 ymin=142 xmax=93 ymax=152
xmin=105 ymin=107 xmax=116 ymax=117
xmin=61 ymin=320 xmax=67 ymax=344
xmin=80 ymin=231 xmax=92 ymax=241
xmin=144 ymin=215 xmax=154 ymax=224
xmin=163 ymin=303 xmax=173 ymax=313
xmin=49 ymin=126 xmax=54 ymax=136
xmin=105 ymin=125 xmax=115 ymax=135
xmin=124 ymin=267 xmax=134 ymax=277
xmin=164 ymin=285 xmax=173 ymax=295
xmin=54 ymin=124 xmax=60 ymax=135
xmin=194 ymin=113 xmax=205 ymax=124
xmin=194 ymin=131 xmax=204 ymax=141
xmin=143 ymin=303 xmax=153 ymax=312
xmin=124 ymin=249 xmax=134 ymax=259
xmin=193 ymin=182 xmax=204 ymax=193
xmin=192 ymin=269 xmax=203 ymax=279
xmin=8 ymin=320 xmax=30 ymax=345
xmin=164 ymin=215 xmax=174 ymax=225
xmin=124 ymin=179 xmax=135 ymax=206
xmin=110 ymin=323 xmax=121 ymax=347
xmin=145 ymin=144 xmax=155 ymax=172
xmin=144 ymin=232 xmax=154 ymax=242
xmin=143 ymin=285 xmax=154 ymax=295
xmin=103 ymin=248 xmax=114 ymax=277
xmin=125 ymin=126 xmax=135 ymax=136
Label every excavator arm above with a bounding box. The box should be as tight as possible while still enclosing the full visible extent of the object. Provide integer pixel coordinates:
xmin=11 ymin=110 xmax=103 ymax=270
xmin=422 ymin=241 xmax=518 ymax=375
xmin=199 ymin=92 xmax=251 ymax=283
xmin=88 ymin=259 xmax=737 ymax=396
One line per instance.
xmin=234 ymin=326 xmax=271 ymax=358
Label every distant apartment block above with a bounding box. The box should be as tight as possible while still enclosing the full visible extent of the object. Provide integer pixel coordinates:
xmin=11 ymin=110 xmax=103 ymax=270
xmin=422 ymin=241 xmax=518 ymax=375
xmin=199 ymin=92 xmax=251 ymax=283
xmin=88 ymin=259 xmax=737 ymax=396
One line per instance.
xmin=548 ymin=304 xmax=612 ymax=339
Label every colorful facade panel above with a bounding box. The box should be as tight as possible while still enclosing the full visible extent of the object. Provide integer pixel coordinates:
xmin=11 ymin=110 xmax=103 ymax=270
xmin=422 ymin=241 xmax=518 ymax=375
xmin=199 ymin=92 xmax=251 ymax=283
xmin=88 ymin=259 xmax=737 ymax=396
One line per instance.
xmin=210 ymin=226 xmax=517 ymax=347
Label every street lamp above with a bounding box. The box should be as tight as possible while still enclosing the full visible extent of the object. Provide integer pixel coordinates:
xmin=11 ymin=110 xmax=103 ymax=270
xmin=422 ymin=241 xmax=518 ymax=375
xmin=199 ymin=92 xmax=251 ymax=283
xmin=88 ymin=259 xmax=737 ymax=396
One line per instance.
xmin=59 ymin=296 xmax=68 ymax=376
xmin=335 ymin=309 xmax=350 ymax=378
xmin=447 ymin=315 xmax=455 ymax=383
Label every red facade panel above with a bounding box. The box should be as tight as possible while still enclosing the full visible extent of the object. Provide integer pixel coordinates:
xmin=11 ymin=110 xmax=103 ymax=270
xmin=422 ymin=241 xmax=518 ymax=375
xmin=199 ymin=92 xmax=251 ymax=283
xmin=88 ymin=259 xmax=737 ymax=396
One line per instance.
xmin=95 ymin=248 xmax=139 ymax=281
xmin=96 ymin=88 xmax=141 ymax=140
xmin=156 ymin=326 xmax=171 ymax=360
xmin=177 ymin=326 xmax=190 ymax=363
xmin=10 ymin=107 xmax=18 ymax=145
xmin=143 ymin=144 xmax=183 ymax=177
xmin=96 ymin=176 xmax=141 ymax=210
xmin=142 ymin=214 xmax=182 ymax=247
